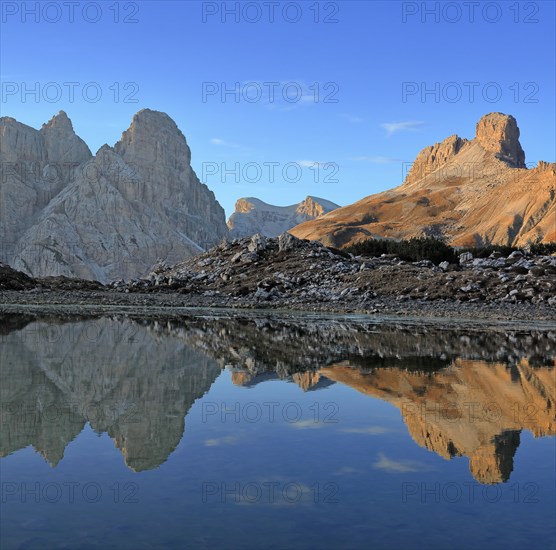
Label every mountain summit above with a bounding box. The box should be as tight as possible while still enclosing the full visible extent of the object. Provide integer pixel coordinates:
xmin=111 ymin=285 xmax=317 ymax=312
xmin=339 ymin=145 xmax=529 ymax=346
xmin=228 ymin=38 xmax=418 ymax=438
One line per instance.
xmin=0 ymin=109 xmax=227 ymax=281
xmin=291 ymin=113 xmax=555 ymax=248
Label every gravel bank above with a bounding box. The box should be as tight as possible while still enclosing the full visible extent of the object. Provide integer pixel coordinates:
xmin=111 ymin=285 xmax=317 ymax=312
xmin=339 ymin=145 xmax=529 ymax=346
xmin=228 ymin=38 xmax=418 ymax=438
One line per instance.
xmin=1 ymin=233 xmax=555 ymax=323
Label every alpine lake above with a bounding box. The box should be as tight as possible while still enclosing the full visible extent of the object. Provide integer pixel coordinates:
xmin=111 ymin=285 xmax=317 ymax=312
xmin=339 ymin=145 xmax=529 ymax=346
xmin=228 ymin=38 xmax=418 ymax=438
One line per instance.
xmin=1 ymin=311 xmax=555 ymax=550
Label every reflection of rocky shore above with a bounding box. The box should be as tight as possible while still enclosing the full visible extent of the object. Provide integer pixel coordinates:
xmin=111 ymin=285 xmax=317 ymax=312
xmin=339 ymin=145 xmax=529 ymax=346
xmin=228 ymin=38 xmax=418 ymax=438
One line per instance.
xmin=0 ymin=314 xmax=554 ymax=482
xmin=145 ymin=315 xmax=555 ymax=377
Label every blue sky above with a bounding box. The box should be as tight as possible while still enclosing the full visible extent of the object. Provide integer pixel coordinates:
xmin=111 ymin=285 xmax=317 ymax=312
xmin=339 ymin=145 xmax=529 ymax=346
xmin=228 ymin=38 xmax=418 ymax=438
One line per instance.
xmin=1 ymin=0 xmax=554 ymax=218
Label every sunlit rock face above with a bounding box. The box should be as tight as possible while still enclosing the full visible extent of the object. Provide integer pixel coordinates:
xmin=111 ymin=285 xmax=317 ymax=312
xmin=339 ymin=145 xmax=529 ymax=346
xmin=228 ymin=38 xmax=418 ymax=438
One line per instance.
xmin=0 ymin=109 xmax=228 ymax=282
xmin=291 ymin=112 xmax=555 ymax=247
xmin=403 ymin=134 xmax=468 ymax=187
xmin=475 ymin=112 xmax=525 ymax=168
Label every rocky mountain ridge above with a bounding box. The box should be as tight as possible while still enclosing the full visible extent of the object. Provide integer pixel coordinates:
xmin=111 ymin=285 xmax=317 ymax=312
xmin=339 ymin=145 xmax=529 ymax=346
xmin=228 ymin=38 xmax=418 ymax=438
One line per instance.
xmin=291 ymin=113 xmax=555 ymax=248
xmin=114 ymin=232 xmax=556 ymax=310
xmin=0 ymin=109 xmax=228 ymax=282
xmin=227 ymin=195 xmax=339 ymax=238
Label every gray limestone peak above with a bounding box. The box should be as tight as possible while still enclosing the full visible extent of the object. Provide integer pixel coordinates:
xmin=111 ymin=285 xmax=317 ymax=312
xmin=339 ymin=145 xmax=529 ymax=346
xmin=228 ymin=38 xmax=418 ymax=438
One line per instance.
xmin=39 ymin=110 xmax=92 ymax=169
xmin=1 ymin=110 xmax=228 ymax=282
xmin=228 ymin=196 xmax=340 ymax=239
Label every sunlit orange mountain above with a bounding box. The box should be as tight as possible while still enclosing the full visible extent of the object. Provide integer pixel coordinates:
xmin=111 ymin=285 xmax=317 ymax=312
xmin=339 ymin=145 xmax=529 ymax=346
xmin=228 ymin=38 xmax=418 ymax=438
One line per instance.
xmin=291 ymin=113 xmax=555 ymax=248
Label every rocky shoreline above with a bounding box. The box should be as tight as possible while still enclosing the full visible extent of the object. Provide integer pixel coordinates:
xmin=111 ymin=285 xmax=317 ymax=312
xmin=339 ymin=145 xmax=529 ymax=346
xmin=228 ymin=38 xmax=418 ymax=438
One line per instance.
xmin=1 ymin=233 xmax=555 ymax=323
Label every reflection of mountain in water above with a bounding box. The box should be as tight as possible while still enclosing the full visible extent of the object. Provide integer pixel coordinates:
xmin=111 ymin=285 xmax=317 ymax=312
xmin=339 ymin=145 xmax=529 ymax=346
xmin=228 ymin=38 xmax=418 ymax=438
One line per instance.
xmin=1 ymin=314 xmax=554 ymax=483
xmin=320 ymin=358 xmax=555 ymax=484
xmin=0 ymin=317 xmax=221 ymax=471
xmin=230 ymin=369 xmax=335 ymax=391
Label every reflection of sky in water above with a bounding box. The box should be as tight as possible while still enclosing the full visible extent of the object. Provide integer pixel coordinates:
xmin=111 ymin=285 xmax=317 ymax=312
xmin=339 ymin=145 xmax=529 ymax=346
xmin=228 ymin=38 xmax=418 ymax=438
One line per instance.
xmin=1 ymin=316 xmax=554 ymax=550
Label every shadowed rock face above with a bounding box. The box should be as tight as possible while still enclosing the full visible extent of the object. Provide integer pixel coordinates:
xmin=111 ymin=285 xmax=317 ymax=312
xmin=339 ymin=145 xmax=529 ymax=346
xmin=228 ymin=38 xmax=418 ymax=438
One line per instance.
xmin=291 ymin=112 xmax=555 ymax=247
xmin=40 ymin=111 xmax=92 ymax=170
xmin=1 ymin=314 xmax=553 ymax=482
xmin=0 ymin=113 xmax=92 ymax=259
xmin=0 ymin=109 xmax=228 ymax=282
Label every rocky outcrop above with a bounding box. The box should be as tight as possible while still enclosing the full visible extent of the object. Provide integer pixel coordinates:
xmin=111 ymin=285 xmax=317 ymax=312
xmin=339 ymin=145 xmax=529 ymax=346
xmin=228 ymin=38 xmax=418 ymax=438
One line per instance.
xmin=0 ymin=113 xmax=92 ymax=260
xmin=228 ymin=196 xmax=339 ymax=238
xmin=404 ymin=134 xmax=468 ymax=186
xmin=0 ymin=110 xmax=227 ymax=282
xmin=2 ymin=231 xmax=555 ymax=319
xmin=296 ymin=195 xmax=339 ymax=218
xmin=291 ymin=113 xmax=554 ymax=247
xmin=475 ymin=112 xmax=525 ymax=167
xmin=39 ymin=111 xmax=92 ymax=171
xmin=113 ymin=109 xmax=227 ymax=244
xmin=0 ymin=262 xmax=36 ymax=290
xmin=112 ymin=233 xmax=556 ymax=310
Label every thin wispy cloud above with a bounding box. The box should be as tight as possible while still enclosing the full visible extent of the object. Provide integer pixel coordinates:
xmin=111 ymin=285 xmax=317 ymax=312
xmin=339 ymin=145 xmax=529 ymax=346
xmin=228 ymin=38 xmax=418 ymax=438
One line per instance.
xmin=381 ymin=120 xmax=425 ymax=137
xmin=240 ymin=80 xmax=332 ymax=111
xmin=297 ymin=160 xmax=328 ymax=168
xmin=290 ymin=419 xmax=327 ymax=429
xmin=299 ymin=94 xmax=317 ymax=103
xmin=372 ymin=453 xmax=430 ymax=473
xmin=349 ymin=156 xmax=401 ymax=164
xmin=341 ymin=113 xmax=363 ymax=124
xmin=204 ymin=436 xmax=239 ymax=447
xmin=341 ymin=426 xmax=391 ymax=435
xmin=333 ymin=466 xmax=360 ymax=475
xmin=210 ymin=138 xmax=241 ymax=148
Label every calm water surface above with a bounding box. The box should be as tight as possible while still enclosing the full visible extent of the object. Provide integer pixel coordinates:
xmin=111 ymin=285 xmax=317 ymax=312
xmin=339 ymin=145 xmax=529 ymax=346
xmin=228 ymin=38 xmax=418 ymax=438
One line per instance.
xmin=1 ymin=313 xmax=555 ymax=550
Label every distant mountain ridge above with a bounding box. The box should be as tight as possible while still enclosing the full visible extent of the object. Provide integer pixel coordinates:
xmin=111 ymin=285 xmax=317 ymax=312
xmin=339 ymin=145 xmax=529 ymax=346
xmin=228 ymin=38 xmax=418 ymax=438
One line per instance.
xmin=0 ymin=109 xmax=228 ymax=282
xmin=227 ymin=195 xmax=340 ymax=238
xmin=290 ymin=113 xmax=555 ymax=248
